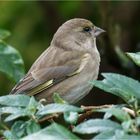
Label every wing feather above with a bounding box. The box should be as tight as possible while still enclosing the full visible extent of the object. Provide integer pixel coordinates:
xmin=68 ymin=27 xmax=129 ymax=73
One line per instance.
xmin=10 ymin=46 xmax=84 ymax=95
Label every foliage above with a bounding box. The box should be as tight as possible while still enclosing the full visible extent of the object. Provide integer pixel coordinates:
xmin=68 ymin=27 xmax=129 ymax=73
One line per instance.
xmin=0 ymin=29 xmax=25 ymax=82
xmin=0 ymin=51 xmax=140 ymax=139
xmin=127 ymin=52 xmax=140 ymax=67
xmin=0 ymin=95 xmax=82 ymax=139
xmin=1 ymin=22 xmax=140 ymax=139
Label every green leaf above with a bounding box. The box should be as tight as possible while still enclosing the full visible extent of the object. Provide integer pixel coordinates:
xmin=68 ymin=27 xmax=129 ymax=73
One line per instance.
xmin=91 ymin=73 xmax=140 ymax=103
xmin=115 ymin=130 xmax=140 ymax=140
xmin=92 ymin=131 xmax=115 ymax=140
xmin=96 ymin=106 xmax=131 ymax=122
xmin=4 ymin=109 xmax=29 ymax=122
xmin=26 ymin=120 xmax=41 ymax=135
xmin=64 ymin=112 xmax=78 ymax=124
xmin=103 ymin=112 xmax=112 ymax=119
xmin=115 ymin=47 xmax=130 ymax=68
xmin=0 ymin=41 xmax=25 ymax=82
xmin=93 ymin=131 xmax=140 ymax=140
xmin=118 ymin=134 xmax=140 ymax=140
xmin=0 ymin=29 xmax=10 ymax=40
xmin=91 ymin=81 xmax=131 ymax=103
xmin=26 ymin=96 xmax=38 ymax=115
xmin=0 ymin=95 xmax=30 ymax=107
xmin=37 ymin=103 xmax=83 ymax=116
xmin=53 ymin=93 xmax=68 ymax=104
xmin=127 ymin=52 xmax=140 ymax=67
xmin=21 ymin=123 xmax=80 ymax=140
xmin=0 ymin=106 xmax=23 ymax=115
xmin=122 ymin=120 xmax=133 ymax=132
xmin=73 ymin=119 xmax=122 ymax=134
xmin=11 ymin=121 xmax=26 ymax=138
xmin=136 ymin=116 xmax=140 ymax=127
xmin=3 ymin=130 xmax=18 ymax=140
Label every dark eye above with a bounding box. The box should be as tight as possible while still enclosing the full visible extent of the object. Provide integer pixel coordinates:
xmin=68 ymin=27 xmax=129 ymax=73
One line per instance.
xmin=83 ymin=27 xmax=91 ymax=32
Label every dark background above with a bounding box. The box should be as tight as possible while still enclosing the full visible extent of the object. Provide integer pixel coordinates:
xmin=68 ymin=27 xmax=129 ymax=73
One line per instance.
xmin=0 ymin=1 xmax=140 ymax=105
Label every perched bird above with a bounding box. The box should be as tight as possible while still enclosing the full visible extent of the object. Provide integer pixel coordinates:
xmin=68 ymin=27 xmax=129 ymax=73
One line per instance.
xmin=10 ymin=18 xmax=105 ymax=104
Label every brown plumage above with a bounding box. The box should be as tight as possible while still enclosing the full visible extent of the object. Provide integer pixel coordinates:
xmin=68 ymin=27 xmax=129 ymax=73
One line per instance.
xmin=10 ymin=18 xmax=105 ymax=104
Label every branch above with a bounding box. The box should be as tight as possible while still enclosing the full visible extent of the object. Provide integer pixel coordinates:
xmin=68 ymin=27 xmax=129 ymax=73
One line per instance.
xmin=38 ymin=104 xmax=135 ymax=124
xmin=77 ymin=104 xmax=113 ymax=123
xmin=81 ymin=104 xmax=113 ymax=111
xmin=38 ymin=114 xmax=59 ymax=124
xmin=122 ymin=107 xmax=135 ymax=117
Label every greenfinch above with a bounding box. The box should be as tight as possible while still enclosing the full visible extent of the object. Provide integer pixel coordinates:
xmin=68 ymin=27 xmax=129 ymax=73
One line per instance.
xmin=10 ymin=18 xmax=105 ymax=104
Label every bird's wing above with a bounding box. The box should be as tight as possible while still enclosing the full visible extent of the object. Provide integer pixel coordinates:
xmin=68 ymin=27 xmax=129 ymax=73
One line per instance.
xmin=10 ymin=46 xmax=85 ymax=96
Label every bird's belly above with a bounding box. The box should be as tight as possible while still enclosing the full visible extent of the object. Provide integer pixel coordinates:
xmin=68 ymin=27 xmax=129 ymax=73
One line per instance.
xmin=63 ymin=62 xmax=99 ymax=103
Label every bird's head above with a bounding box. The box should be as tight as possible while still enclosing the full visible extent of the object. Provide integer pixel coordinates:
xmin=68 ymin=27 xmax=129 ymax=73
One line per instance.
xmin=51 ymin=18 xmax=105 ymax=48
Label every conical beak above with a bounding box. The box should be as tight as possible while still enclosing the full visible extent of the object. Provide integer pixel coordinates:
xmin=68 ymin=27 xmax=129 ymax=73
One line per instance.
xmin=94 ymin=26 xmax=105 ymax=37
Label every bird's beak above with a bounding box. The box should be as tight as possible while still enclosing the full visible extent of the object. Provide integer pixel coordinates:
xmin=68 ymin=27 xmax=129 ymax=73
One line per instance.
xmin=94 ymin=26 xmax=105 ymax=37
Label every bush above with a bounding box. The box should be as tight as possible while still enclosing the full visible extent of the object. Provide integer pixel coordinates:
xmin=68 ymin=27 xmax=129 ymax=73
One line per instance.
xmin=0 ymin=30 xmax=140 ymax=140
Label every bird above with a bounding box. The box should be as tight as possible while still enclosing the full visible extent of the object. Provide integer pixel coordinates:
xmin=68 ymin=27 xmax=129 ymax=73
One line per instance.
xmin=10 ymin=18 xmax=105 ymax=104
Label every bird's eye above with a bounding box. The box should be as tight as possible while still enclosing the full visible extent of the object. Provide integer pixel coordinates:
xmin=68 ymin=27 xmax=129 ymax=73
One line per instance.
xmin=83 ymin=27 xmax=91 ymax=32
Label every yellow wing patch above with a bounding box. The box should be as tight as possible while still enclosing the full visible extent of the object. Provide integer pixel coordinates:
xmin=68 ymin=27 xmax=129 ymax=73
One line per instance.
xmin=28 ymin=79 xmax=53 ymax=96
xmin=27 ymin=53 xmax=90 ymax=96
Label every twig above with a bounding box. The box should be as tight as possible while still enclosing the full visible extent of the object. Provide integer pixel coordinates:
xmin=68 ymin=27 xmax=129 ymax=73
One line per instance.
xmin=38 ymin=114 xmax=59 ymax=123
xmin=78 ymin=110 xmax=93 ymax=124
xmin=77 ymin=104 xmax=113 ymax=123
xmin=38 ymin=104 xmax=135 ymax=124
xmin=122 ymin=107 xmax=135 ymax=117
xmin=0 ymin=137 xmax=4 ymax=140
xmin=78 ymin=104 xmax=136 ymax=123
xmin=81 ymin=104 xmax=114 ymax=111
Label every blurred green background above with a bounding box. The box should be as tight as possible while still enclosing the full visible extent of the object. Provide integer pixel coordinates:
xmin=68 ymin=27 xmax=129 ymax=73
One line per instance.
xmin=0 ymin=1 xmax=140 ymax=105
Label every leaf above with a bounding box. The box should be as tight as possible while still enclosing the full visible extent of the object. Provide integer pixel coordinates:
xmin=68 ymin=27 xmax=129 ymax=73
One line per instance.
xmin=115 ymin=130 xmax=140 ymax=140
xmin=73 ymin=119 xmax=122 ymax=134
xmin=4 ymin=109 xmax=29 ymax=122
xmin=136 ymin=116 xmax=140 ymax=127
xmin=3 ymin=130 xmax=18 ymax=140
xmin=26 ymin=120 xmax=41 ymax=135
xmin=21 ymin=123 xmax=80 ymax=140
xmin=96 ymin=106 xmax=131 ymax=122
xmin=0 ymin=106 xmax=23 ymax=115
xmin=115 ymin=47 xmax=130 ymax=68
xmin=64 ymin=112 xmax=78 ymax=124
xmin=118 ymin=134 xmax=140 ymax=140
xmin=93 ymin=131 xmax=140 ymax=140
xmin=26 ymin=96 xmax=38 ymax=115
xmin=91 ymin=73 xmax=140 ymax=103
xmin=122 ymin=120 xmax=133 ymax=132
xmin=103 ymin=112 xmax=112 ymax=119
xmin=103 ymin=73 xmax=140 ymax=101
xmin=53 ymin=93 xmax=68 ymax=104
xmin=0 ymin=29 xmax=11 ymax=40
xmin=11 ymin=121 xmax=27 ymax=138
xmin=37 ymin=103 xmax=83 ymax=116
xmin=91 ymin=81 xmax=131 ymax=103
xmin=0 ymin=41 xmax=25 ymax=82
xmin=127 ymin=52 xmax=140 ymax=67
xmin=0 ymin=95 xmax=30 ymax=107
xmin=92 ymin=131 xmax=116 ymax=140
